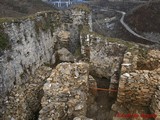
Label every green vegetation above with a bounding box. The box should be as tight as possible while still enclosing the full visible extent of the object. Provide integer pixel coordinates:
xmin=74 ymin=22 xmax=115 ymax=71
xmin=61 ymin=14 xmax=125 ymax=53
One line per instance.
xmin=0 ymin=0 xmax=54 ymax=18
xmin=0 ymin=18 xmax=14 ymax=23
xmin=0 ymin=11 xmax=60 ymax=51
xmin=91 ymin=30 xmax=135 ymax=50
xmin=35 ymin=12 xmax=60 ymax=34
xmin=0 ymin=27 xmax=10 ymax=50
xmin=44 ymin=62 xmax=53 ymax=68
xmin=138 ymin=46 xmax=149 ymax=60
xmin=107 ymin=37 xmax=135 ymax=49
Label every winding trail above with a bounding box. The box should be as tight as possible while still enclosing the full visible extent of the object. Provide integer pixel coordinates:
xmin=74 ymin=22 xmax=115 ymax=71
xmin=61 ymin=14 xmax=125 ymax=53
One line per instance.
xmin=94 ymin=6 xmax=159 ymax=44
xmin=116 ymin=10 xmax=147 ymax=40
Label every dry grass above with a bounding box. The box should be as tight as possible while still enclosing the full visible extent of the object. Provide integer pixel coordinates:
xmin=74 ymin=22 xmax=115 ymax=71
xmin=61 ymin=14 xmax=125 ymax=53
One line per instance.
xmin=0 ymin=0 xmax=55 ymax=18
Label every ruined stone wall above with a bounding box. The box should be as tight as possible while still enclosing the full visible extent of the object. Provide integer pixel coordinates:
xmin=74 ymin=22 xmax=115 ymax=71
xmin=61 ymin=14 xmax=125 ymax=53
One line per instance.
xmin=39 ymin=62 xmax=91 ymax=120
xmin=117 ymin=48 xmax=160 ymax=107
xmin=80 ymin=35 xmax=126 ymax=79
xmin=80 ymin=35 xmax=126 ymax=95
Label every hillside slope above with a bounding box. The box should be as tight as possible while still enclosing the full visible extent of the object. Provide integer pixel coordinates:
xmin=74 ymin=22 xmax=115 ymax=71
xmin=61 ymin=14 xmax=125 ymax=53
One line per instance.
xmin=125 ymin=1 xmax=160 ymax=33
xmin=0 ymin=0 xmax=54 ymax=18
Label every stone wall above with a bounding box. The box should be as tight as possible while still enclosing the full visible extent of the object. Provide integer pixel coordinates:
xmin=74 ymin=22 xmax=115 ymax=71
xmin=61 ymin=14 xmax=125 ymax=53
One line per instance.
xmin=117 ymin=47 xmax=160 ymax=107
xmin=39 ymin=62 xmax=92 ymax=120
xmin=80 ymin=35 xmax=126 ymax=94
xmin=80 ymin=35 xmax=126 ymax=79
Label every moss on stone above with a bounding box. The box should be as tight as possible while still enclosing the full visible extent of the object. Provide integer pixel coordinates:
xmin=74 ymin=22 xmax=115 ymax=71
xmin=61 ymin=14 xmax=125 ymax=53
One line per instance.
xmin=107 ymin=37 xmax=135 ymax=49
xmin=90 ymin=31 xmax=135 ymax=50
xmin=34 ymin=12 xmax=60 ymax=34
xmin=0 ymin=26 xmax=10 ymax=50
xmin=80 ymin=25 xmax=136 ymax=51
xmin=0 ymin=18 xmax=14 ymax=23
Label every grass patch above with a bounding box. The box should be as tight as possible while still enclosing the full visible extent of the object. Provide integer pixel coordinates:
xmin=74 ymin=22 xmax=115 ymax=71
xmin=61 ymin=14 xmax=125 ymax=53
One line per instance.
xmin=91 ymin=31 xmax=135 ymax=50
xmin=107 ymin=37 xmax=135 ymax=49
xmin=34 ymin=11 xmax=60 ymax=34
xmin=0 ymin=18 xmax=14 ymax=23
xmin=44 ymin=62 xmax=52 ymax=68
xmin=138 ymin=46 xmax=149 ymax=60
xmin=0 ymin=11 xmax=60 ymax=50
xmin=80 ymin=23 xmax=136 ymax=51
xmin=72 ymin=4 xmax=91 ymax=13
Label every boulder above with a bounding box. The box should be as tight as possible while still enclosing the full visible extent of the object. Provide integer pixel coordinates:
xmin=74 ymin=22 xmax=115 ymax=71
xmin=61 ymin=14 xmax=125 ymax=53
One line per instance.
xmin=57 ymin=48 xmax=74 ymax=62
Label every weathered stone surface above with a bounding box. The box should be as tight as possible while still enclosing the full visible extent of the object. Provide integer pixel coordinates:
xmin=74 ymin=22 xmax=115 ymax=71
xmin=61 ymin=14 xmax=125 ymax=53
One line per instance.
xmin=39 ymin=62 xmax=91 ymax=120
xmin=57 ymin=48 xmax=74 ymax=62
xmin=58 ymin=31 xmax=70 ymax=41
xmin=81 ymin=35 xmax=126 ymax=79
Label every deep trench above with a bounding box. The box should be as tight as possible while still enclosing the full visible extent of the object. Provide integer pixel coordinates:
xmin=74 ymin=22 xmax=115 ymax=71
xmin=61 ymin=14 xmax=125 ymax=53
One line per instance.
xmin=87 ymin=77 xmax=117 ymax=120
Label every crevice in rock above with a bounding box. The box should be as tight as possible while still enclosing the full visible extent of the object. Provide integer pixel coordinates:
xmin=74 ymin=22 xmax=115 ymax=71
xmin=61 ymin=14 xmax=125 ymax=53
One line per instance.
xmin=30 ymin=87 xmax=44 ymax=120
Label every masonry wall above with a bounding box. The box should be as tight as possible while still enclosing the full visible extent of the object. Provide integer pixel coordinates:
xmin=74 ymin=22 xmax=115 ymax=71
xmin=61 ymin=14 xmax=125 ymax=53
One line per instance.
xmin=117 ymin=47 xmax=160 ymax=107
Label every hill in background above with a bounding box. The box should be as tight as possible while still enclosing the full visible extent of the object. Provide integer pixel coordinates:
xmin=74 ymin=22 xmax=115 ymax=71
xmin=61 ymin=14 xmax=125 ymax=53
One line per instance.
xmin=0 ymin=0 xmax=54 ymax=18
xmin=125 ymin=0 xmax=160 ymax=33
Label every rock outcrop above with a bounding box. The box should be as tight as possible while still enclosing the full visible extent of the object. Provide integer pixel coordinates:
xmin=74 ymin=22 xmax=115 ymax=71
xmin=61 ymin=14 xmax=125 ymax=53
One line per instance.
xmin=0 ymin=8 xmax=89 ymax=118
xmin=3 ymin=66 xmax=52 ymax=120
